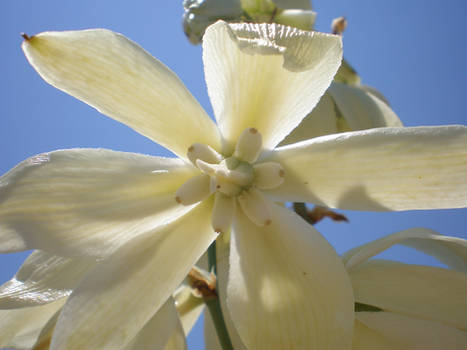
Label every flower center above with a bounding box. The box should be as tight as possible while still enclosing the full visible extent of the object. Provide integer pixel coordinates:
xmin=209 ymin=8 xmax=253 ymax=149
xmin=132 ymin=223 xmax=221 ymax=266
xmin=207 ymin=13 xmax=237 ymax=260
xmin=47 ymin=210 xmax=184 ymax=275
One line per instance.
xmin=175 ymin=128 xmax=285 ymax=232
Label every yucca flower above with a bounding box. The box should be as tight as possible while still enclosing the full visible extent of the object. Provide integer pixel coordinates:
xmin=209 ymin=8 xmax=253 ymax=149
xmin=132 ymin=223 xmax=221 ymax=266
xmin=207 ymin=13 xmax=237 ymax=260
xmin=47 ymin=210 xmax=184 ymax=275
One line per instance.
xmin=0 ymin=20 xmax=466 ymax=349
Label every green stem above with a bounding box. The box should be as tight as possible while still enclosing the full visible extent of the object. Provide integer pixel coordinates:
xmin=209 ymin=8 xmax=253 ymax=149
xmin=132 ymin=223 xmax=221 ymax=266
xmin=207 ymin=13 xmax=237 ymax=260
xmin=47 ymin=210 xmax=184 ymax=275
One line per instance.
xmin=206 ymin=242 xmax=234 ymax=350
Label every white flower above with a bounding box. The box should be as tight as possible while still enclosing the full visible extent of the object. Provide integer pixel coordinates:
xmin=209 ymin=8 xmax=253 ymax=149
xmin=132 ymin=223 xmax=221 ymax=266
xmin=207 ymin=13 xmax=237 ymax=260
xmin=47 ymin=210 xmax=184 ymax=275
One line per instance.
xmin=0 ymin=20 xmax=466 ymax=349
xmin=344 ymin=228 xmax=467 ymax=349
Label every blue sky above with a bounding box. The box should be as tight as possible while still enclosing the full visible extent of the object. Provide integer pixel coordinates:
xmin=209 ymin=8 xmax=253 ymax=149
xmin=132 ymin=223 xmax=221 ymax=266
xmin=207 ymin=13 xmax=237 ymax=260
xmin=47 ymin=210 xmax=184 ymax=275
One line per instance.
xmin=1 ymin=1 xmax=466 ymax=349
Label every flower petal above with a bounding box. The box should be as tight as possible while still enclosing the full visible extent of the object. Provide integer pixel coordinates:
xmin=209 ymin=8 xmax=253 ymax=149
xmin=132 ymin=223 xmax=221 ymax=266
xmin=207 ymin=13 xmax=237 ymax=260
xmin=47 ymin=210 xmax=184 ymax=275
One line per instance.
xmin=328 ymin=82 xmax=402 ymax=130
xmin=350 ymin=260 xmax=467 ymax=330
xmin=173 ymin=285 xmax=204 ymax=335
xmin=124 ymin=297 xmax=187 ymax=350
xmin=203 ymin=21 xmax=342 ymax=152
xmin=204 ymin=311 xmax=223 ymax=350
xmin=355 ymin=312 xmax=467 ymax=349
xmin=281 ymin=83 xmax=402 ymax=145
xmin=0 ymin=299 xmax=65 ymax=349
xmin=0 ymin=250 xmax=94 ymax=308
xmin=50 ymin=200 xmax=216 ymax=350
xmin=226 ymin=201 xmax=354 ymax=349
xmin=0 ymin=149 xmax=197 ymax=258
xmin=343 ymin=228 xmax=467 ymax=272
xmin=265 ymin=125 xmax=467 ymax=210
xmin=22 ymin=29 xmax=221 ymax=159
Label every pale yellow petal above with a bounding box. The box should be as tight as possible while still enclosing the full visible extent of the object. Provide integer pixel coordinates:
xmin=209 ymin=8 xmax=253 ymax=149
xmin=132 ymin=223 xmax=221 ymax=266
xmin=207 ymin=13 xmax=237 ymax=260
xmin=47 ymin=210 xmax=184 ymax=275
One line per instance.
xmin=356 ymin=312 xmax=467 ymax=350
xmin=0 ymin=300 xmax=65 ymax=349
xmin=343 ymin=228 xmax=467 ymax=272
xmin=124 ymin=298 xmax=187 ymax=350
xmin=265 ymin=125 xmax=467 ymax=210
xmin=203 ymin=21 xmax=342 ymax=152
xmin=0 ymin=149 xmax=197 ymax=258
xmin=350 ymin=260 xmax=467 ymax=330
xmin=49 ymin=200 xmax=216 ymax=350
xmin=226 ymin=201 xmax=354 ymax=349
xmin=0 ymin=250 xmax=94 ymax=308
xmin=22 ymin=29 xmax=221 ymax=159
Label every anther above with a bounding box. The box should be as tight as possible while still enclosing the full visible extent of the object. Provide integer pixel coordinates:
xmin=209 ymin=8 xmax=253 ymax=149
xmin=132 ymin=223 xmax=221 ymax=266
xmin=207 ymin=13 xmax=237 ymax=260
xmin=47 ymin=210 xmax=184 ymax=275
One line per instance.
xmin=237 ymin=188 xmax=272 ymax=227
xmin=253 ymin=162 xmax=285 ymax=190
xmin=187 ymin=143 xmax=222 ymax=166
xmin=175 ymin=175 xmax=212 ymax=205
xmin=234 ymin=127 xmax=263 ymax=163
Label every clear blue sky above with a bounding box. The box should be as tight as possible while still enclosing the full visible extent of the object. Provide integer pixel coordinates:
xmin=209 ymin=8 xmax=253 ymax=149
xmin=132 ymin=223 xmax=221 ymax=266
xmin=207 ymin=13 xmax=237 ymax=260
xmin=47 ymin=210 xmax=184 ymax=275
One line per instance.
xmin=1 ymin=1 xmax=466 ymax=349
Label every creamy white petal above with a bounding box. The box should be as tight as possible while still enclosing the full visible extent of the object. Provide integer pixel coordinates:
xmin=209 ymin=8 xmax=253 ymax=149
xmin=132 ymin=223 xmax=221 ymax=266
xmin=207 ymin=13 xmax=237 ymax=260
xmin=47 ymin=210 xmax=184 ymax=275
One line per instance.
xmin=355 ymin=312 xmax=467 ymax=350
xmin=265 ymin=125 xmax=467 ymax=210
xmin=215 ymin=235 xmax=249 ymax=350
xmin=203 ymin=21 xmax=342 ymax=153
xmin=281 ymin=83 xmax=402 ymax=145
xmin=0 ymin=149 xmax=197 ymax=258
xmin=329 ymin=82 xmax=402 ymax=130
xmin=279 ymin=92 xmax=340 ymax=145
xmin=173 ymin=285 xmax=204 ymax=335
xmin=226 ymin=201 xmax=354 ymax=349
xmin=0 ymin=299 xmax=65 ymax=349
xmin=350 ymin=260 xmax=467 ymax=330
xmin=343 ymin=228 xmax=467 ymax=272
xmin=0 ymin=251 xmax=94 ymax=308
xmin=50 ymin=200 xmax=216 ymax=350
xmin=32 ymin=305 xmax=61 ymax=350
xmin=124 ymin=297 xmax=187 ymax=350
xmin=22 ymin=29 xmax=221 ymax=159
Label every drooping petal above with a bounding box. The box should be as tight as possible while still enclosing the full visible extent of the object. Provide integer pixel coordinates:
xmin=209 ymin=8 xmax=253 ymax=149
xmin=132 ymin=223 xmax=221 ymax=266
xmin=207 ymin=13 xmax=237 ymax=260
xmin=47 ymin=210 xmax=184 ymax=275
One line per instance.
xmin=0 ymin=149 xmax=197 ymax=258
xmin=124 ymin=297 xmax=187 ymax=350
xmin=328 ymin=82 xmax=402 ymax=130
xmin=343 ymin=228 xmax=467 ymax=272
xmin=226 ymin=201 xmax=354 ymax=349
xmin=264 ymin=125 xmax=467 ymax=210
xmin=281 ymin=83 xmax=402 ymax=145
xmin=22 ymin=29 xmax=221 ymax=159
xmin=350 ymin=260 xmax=467 ymax=330
xmin=279 ymin=91 xmax=340 ymax=144
xmin=355 ymin=312 xmax=467 ymax=349
xmin=0 ymin=250 xmax=95 ymax=308
xmin=50 ymin=200 xmax=216 ymax=350
xmin=0 ymin=299 xmax=65 ymax=349
xmin=203 ymin=21 xmax=342 ymax=153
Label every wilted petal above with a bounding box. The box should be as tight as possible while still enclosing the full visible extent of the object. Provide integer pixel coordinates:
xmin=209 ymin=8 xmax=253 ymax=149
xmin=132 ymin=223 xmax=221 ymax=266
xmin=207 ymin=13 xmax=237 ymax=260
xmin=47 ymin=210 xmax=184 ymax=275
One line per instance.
xmin=355 ymin=312 xmax=467 ymax=349
xmin=22 ymin=29 xmax=221 ymax=159
xmin=50 ymin=200 xmax=216 ymax=350
xmin=0 ymin=149 xmax=197 ymax=258
xmin=124 ymin=297 xmax=186 ymax=350
xmin=350 ymin=260 xmax=467 ymax=330
xmin=203 ymin=21 xmax=342 ymax=153
xmin=0 ymin=250 xmax=94 ymax=308
xmin=0 ymin=299 xmax=65 ymax=349
xmin=265 ymin=125 xmax=467 ymax=210
xmin=226 ymin=201 xmax=354 ymax=349
xmin=343 ymin=228 xmax=467 ymax=272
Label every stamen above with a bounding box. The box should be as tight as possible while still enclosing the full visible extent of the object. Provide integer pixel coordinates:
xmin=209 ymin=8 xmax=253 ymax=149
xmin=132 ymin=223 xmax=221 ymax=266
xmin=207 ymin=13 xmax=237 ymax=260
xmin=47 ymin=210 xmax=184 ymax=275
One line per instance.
xmin=187 ymin=143 xmax=223 ymax=166
xmin=234 ymin=127 xmax=263 ymax=163
xmin=175 ymin=174 xmax=212 ymax=205
xmin=211 ymin=193 xmax=235 ymax=233
xmin=237 ymin=188 xmax=272 ymax=226
xmin=196 ymin=159 xmax=217 ymax=176
xmin=253 ymin=162 xmax=285 ymax=189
